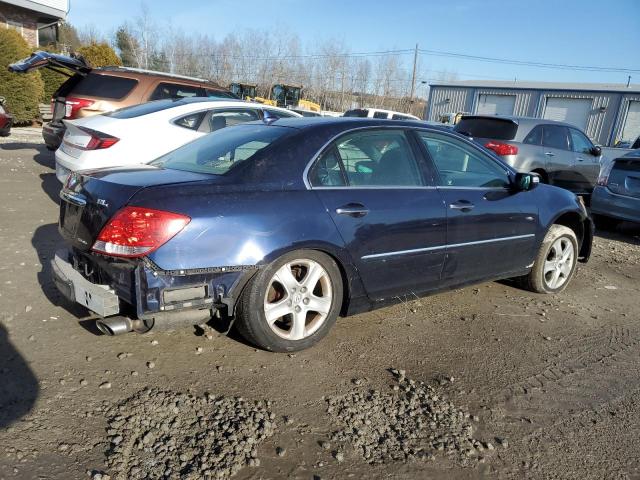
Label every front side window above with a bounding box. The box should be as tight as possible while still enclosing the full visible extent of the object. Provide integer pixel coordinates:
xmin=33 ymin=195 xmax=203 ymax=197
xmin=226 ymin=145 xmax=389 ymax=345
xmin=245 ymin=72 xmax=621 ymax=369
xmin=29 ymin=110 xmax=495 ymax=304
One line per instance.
xmin=419 ymin=132 xmax=510 ymax=188
xmin=542 ymin=125 xmax=569 ymax=150
xmin=206 ymin=109 xmax=260 ymax=132
xmin=569 ymin=128 xmax=594 ymax=153
xmin=310 ymin=129 xmax=423 ymax=187
xmin=150 ymin=83 xmax=205 ymax=101
xmin=151 ymin=125 xmax=291 ymax=175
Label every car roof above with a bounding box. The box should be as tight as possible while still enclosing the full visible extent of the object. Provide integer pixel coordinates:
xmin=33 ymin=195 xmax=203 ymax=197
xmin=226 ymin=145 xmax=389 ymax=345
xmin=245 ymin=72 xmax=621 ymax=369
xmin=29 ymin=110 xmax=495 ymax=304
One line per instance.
xmin=461 ymin=114 xmax=578 ymax=129
xmin=94 ymin=66 xmax=226 ymax=88
xmin=248 ymin=116 xmax=449 ymax=131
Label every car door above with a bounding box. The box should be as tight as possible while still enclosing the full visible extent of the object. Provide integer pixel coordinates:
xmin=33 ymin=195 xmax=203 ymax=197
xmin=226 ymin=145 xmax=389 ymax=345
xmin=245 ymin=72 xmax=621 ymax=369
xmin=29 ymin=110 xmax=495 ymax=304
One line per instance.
xmin=568 ymin=127 xmax=601 ymax=191
xmin=308 ymin=128 xmax=447 ymax=300
xmin=540 ymin=124 xmax=576 ymax=189
xmin=415 ymin=130 xmax=538 ymax=284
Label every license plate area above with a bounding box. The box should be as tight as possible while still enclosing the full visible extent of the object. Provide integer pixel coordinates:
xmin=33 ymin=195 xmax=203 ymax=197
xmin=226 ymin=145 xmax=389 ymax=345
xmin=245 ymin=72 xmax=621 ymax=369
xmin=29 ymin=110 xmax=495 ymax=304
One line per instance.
xmin=59 ymin=197 xmax=84 ymax=238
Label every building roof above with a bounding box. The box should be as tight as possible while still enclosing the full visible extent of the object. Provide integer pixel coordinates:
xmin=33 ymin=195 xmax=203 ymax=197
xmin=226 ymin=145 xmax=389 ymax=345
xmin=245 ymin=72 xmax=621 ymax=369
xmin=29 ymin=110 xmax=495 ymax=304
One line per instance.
xmin=2 ymin=0 xmax=68 ymax=19
xmin=429 ymin=79 xmax=640 ymax=94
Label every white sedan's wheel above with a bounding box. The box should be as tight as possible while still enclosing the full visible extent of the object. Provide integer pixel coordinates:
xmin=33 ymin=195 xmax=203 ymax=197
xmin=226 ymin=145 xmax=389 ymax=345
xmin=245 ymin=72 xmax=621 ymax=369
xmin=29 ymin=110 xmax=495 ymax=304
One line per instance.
xmin=264 ymin=259 xmax=333 ymax=340
xmin=236 ymin=250 xmax=343 ymax=352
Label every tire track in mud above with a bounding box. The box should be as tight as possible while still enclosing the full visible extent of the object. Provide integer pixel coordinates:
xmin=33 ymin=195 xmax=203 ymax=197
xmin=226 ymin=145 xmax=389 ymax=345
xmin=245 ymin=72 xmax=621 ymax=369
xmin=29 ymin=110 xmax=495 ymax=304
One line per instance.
xmin=495 ymin=325 xmax=640 ymax=403
xmin=485 ymin=325 xmax=640 ymax=479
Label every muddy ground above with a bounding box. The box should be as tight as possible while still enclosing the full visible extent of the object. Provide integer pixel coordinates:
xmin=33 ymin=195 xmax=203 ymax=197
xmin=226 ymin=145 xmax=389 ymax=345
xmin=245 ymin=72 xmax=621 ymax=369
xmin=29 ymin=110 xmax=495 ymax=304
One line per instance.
xmin=1 ymin=132 xmax=639 ymax=480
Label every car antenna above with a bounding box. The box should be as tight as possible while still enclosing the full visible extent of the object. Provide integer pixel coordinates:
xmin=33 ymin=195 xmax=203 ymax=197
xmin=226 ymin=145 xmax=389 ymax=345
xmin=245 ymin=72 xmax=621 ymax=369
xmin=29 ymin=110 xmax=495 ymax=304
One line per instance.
xmin=262 ymin=110 xmax=279 ymax=125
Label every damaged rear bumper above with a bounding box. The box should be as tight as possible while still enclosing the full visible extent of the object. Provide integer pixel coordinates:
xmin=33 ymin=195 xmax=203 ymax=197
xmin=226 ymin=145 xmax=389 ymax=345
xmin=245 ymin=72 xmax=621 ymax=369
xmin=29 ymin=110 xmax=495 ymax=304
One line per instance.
xmin=51 ymin=248 xmax=258 ymax=328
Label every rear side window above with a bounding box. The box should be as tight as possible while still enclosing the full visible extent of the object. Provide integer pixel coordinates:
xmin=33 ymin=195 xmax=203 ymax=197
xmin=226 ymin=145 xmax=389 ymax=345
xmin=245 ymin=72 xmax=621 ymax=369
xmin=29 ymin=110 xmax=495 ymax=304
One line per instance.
xmin=454 ymin=117 xmax=518 ymax=140
xmin=265 ymin=109 xmax=297 ymax=118
xmin=151 ymin=125 xmax=291 ymax=175
xmin=206 ymin=109 xmax=260 ymax=132
xmin=150 ymin=82 xmax=206 ymax=101
xmin=523 ymin=126 xmax=543 ymax=145
xmin=71 ymin=73 xmax=138 ymax=99
xmin=542 ymin=125 xmax=569 ymax=150
xmin=174 ymin=112 xmax=206 ymax=130
xmin=311 ymin=129 xmax=423 ymax=187
xmin=372 ymin=111 xmax=389 ymax=119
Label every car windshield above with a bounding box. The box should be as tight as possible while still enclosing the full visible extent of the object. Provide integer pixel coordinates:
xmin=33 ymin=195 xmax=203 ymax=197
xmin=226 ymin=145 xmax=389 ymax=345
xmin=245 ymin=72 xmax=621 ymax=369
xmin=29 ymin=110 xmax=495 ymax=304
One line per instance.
xmin=150 ymin=124 xmax=292 ymax=175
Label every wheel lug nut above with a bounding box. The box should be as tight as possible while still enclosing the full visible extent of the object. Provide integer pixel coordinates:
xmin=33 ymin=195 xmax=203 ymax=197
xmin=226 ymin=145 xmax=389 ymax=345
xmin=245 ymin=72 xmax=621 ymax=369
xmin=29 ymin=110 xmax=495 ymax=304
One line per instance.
xmin=303 ymin=298 xmax=310 ymax=305
xmin=294 ymin=305 xmax=301 ymax=313
xmin=300 ymin=286 xmax=307 ymax=293
xmin=287 ymin=300 xmax=292 ymax=306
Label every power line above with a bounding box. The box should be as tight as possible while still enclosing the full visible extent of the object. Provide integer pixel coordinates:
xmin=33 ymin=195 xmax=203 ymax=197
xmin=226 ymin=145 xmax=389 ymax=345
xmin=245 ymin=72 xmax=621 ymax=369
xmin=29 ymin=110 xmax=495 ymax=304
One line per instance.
xmin=418 ymin=48 xmax=640 ymax=74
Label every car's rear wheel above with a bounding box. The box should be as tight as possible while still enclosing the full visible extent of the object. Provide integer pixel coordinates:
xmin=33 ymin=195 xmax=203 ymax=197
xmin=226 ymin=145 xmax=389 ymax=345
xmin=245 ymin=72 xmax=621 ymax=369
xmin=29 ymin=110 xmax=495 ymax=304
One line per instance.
xmin=236 ymin=250 xmax=343 ymax=352
xmin=519 ymin=225 xmax=578 ymax=294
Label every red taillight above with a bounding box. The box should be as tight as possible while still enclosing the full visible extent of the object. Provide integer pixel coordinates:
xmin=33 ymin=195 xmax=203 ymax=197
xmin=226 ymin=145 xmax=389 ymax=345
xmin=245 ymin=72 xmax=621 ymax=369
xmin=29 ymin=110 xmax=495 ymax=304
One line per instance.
xmin=74 ymin=126 xmax=119 ymax=150
xmin=64 ymin=97 xmax=95 ymax=119
xmin=484 ymin=141 xmax=518 ymax=156
xmin=92 ymin=207 xmax=191 ymax=258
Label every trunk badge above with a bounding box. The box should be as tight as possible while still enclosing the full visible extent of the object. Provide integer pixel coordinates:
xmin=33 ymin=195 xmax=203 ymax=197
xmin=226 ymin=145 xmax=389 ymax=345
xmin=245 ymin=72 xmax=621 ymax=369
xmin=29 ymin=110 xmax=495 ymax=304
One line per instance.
xmin=97 ymin=199 xmax=109 ymax=207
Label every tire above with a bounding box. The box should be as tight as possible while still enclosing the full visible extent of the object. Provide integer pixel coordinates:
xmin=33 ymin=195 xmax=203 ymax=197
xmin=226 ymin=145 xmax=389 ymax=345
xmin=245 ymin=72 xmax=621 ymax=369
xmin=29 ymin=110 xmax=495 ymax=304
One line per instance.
xmin=235 ymin=249 xmax=344 ymax=352
xmin=519 ymin=225 xmax=578 ymax=294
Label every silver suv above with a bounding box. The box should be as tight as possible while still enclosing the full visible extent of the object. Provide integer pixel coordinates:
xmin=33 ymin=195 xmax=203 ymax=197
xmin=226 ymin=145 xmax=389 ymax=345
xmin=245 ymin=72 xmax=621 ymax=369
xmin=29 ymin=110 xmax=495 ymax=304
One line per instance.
xmin=454 ymin=115 xmax=603 ymax=194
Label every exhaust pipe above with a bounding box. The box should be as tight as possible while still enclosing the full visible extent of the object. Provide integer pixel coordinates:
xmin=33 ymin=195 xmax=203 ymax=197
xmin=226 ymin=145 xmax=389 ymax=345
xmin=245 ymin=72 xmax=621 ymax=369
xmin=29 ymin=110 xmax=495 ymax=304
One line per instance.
xmin=96 ymin=316 xmax=135 ymax=336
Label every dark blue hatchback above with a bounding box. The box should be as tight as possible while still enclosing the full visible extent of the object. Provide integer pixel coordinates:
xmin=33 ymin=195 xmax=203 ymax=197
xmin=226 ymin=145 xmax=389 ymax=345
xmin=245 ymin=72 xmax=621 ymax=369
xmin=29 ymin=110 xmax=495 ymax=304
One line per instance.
xmin=52 ymin=118 xmax=593 ymax=351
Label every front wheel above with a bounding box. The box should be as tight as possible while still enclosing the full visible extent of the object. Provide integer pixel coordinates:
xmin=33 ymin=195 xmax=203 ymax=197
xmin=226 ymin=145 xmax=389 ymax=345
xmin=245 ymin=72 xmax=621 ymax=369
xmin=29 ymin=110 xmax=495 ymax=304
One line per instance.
xmin=519 ymin=225 xmax=578 ymax=294
xmin=235 ymin=250 xmax=343 ymax=352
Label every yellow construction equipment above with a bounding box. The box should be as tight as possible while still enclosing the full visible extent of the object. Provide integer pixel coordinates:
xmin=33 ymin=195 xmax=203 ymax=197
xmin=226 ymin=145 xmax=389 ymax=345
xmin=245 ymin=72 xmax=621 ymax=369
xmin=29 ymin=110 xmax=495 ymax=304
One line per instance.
xmin=271 ymin=84 xmax=320 ymax=113
xmin=229 ymin=83 xmax=276 ymax=106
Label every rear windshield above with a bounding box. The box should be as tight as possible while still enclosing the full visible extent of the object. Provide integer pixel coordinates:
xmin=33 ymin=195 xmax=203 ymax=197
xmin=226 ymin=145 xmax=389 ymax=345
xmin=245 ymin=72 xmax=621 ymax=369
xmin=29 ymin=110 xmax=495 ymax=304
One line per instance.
xmin=150 ymin=124 xmax=292 ymax=175
xmin=105 ymin=99 xmax=200 ymax=119
xmin=454 ymin=117 xmax=518 ymax=140
xmin=343 ymin=109 xmax=368 ymax=117
xmin=71 ymin=73 xmax=138 ymax=100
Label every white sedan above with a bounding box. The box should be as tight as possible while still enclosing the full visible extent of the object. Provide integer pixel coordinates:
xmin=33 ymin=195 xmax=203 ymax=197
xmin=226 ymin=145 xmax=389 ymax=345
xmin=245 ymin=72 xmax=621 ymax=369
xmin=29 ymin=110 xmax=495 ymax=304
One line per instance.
xmin=54 ymin=98 xmax=302 ymax=183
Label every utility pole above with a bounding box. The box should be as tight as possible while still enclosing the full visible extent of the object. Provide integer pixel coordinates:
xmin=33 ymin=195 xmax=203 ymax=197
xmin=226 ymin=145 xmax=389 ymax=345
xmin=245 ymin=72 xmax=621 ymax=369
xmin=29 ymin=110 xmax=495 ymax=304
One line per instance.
xmin=627 ymin=75 xmax=632 ymax=88
xmin=409 ymin=43 xmax=418 ymax=103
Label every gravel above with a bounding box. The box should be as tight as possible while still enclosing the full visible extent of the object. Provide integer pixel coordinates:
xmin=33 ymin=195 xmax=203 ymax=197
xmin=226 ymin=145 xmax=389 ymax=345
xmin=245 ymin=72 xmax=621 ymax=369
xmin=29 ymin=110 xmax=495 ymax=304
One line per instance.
xmin=102 ymin=388 xmax=276 ymax=479
xmin=326 ymin=370 xmax=490 ymax=464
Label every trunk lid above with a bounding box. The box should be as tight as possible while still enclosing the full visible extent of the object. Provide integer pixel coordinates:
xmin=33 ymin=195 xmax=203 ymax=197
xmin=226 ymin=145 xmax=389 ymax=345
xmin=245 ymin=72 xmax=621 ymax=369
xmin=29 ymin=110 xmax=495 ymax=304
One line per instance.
xmin=607 ymin=158 xmax=640 ymax=199
xmin=9 ymin=51 xmax=91 ymax=75
xmin=59 ymin=167 xmax=213 ymax=251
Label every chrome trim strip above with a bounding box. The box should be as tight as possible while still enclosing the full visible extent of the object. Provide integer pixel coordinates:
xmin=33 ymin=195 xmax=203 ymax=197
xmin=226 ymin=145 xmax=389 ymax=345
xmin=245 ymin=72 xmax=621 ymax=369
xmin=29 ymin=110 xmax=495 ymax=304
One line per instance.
xmin=361 ymin=233 xmax=535 ymax=260
xmin=59 ymin=190 xmax=87 ymax=206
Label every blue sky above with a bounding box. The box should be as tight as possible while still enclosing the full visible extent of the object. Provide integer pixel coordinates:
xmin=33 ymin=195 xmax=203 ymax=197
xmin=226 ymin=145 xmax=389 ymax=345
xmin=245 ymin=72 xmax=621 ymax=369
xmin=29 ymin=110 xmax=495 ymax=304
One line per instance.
xmin=68 ymin=0 xmax=640 ymax=86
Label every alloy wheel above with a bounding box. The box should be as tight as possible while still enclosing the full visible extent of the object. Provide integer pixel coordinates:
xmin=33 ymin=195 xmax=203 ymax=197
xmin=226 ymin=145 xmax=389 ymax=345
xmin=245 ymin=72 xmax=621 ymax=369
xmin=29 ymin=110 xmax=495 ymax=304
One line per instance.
xmin=543 ymin=237 xmax=574 ymax=290
xmin=263 ymin=259 xmax=333 ymax=340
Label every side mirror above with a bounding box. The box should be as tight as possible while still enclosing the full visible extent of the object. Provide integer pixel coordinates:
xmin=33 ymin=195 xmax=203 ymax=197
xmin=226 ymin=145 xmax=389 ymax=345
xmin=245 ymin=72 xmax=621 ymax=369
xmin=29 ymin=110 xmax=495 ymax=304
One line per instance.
xmin=514 ymin=172 xmax=540 ymax=192
xmin=591 ymin=145 xmax=602 ymax=156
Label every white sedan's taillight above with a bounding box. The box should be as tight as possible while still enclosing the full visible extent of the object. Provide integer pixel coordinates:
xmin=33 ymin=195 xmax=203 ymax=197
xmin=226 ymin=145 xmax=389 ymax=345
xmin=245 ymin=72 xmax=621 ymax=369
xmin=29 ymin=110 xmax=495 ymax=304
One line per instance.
xmin=64 ymin=126 xmax=119 ymax=151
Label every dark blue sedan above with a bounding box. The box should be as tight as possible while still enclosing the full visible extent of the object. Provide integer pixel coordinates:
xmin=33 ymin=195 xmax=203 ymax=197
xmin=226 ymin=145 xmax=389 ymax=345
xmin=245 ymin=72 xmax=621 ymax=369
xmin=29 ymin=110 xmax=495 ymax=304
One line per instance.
xmin=52 ymin=118 xmax=593 ymax=351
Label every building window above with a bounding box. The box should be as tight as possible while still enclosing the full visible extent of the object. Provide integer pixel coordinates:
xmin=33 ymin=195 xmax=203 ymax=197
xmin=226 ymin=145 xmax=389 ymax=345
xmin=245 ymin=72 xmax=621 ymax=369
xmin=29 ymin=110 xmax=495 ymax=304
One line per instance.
xmin=6 ymin=19 xmax=24 ymax=36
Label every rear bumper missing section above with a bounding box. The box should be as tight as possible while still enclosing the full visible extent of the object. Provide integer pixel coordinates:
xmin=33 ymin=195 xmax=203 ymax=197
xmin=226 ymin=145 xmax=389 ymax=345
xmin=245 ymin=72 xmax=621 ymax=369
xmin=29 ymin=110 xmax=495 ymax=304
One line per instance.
xmin=51 ymin=249 xmax=258 ymax=323
xmin=51 ymin=249 xmax=120 ymax=316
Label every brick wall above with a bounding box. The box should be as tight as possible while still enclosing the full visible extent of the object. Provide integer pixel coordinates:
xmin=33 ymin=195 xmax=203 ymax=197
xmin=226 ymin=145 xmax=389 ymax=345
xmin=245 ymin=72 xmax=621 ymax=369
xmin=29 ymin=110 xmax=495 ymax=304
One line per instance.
xmin=0 ymin=3 xmax=39 ymax=47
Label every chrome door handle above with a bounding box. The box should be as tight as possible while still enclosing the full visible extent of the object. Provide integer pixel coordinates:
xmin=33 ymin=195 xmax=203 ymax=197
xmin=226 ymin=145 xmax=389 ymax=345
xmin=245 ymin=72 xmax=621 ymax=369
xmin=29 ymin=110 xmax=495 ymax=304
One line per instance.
xmin=449 ymin=201 xmax=475 ymax=211
xmin=544 ymin=152 xmax=555 ymax=157
xmin=336 ymin=203 xmax=369 ymax=217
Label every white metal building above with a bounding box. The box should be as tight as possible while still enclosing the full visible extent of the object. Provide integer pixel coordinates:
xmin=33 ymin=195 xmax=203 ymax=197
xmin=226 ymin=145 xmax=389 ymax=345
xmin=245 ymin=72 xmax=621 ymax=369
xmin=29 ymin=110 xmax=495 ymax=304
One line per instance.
xmin=426 ymin=80 xmax=640 ymax=146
